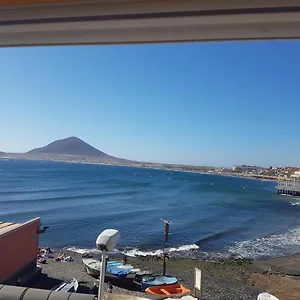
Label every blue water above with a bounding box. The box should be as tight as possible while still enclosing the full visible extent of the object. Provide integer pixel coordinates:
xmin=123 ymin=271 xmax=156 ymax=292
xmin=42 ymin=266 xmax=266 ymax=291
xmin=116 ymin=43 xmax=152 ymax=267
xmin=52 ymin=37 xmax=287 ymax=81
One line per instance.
xmin=1 ymin=158 xmax=300 ymax=260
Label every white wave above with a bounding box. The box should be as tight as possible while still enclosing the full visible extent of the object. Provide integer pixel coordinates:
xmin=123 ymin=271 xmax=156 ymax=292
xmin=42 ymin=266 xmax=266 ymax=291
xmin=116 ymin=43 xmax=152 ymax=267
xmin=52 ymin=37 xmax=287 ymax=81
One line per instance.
xmin=227 ymin=227 xmax=300 ymax=259
xmin=289 ymin=198 xmax=300 ymax=206
xmin=121 ymin=248 xmax=163 ymax=257
xmin=66 ymin=243 xmax=199 ymax=257
xmin=65 ymin=246 xmax=99 ymax=254
xmin=120 ymin=244 xmax=199 ymax=257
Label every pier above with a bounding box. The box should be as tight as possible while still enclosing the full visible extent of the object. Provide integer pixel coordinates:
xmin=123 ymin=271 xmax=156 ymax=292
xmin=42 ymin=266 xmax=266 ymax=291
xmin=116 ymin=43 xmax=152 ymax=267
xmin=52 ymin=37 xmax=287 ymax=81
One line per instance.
xmin=276 ymin=179 xmax=300 ymax=196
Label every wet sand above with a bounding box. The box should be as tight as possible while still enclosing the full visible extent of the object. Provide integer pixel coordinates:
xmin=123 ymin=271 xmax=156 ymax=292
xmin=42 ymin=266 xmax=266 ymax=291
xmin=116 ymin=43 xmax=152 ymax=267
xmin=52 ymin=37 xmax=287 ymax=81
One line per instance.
xmin=36 ymin=250 xmax=300 ymax=300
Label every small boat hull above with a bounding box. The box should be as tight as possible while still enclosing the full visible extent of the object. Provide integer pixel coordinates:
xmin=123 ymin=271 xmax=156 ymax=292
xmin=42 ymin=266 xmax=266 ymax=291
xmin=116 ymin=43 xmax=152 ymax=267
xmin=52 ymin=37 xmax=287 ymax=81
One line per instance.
xmin=141 ymin=276 xmax=178 ymax=291
xmin=83 ymin=258 xmax=136 ymax=284
xmin=145 ymin=284 xmax=191 ymax=300
xmin=85 ymin=265 xmax=100 ymax=277
xmin=105 ymin=272 xmax=136 ymax=285
xmin=83 ymin=258 xmax=101 ymax=277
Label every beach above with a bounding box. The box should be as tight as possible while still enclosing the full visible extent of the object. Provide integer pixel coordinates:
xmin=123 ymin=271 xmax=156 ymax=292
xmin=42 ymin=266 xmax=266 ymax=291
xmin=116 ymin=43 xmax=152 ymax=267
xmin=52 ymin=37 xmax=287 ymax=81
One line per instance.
xmin=35 ymin=249 xmax=300 ymax=300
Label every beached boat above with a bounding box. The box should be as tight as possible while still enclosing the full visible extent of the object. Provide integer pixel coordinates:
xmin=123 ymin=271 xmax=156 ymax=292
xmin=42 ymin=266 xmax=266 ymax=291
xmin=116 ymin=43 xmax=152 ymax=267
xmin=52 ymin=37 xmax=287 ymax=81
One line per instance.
xmin=145 ymin=283 xmax=191 ymax=299
xmin=106 ymin=264 xmax=136 ymax=282
xmin=83 ymin=258 xmax=101 ymax=277
xmin=118 ymin=265 xmax=141 ymax=273
xmin=141 ymin=276 xmax=178 ymax=290
xmin=51 ymin=278 xmax=79 ymax=293
xmin=134 ymin=272 xmax=154 ymax=286
xmin=109 ymin=262 xmax=141 ymax=273
xmin=135 ymin=270 xmax=153 ymax=280
xmin=82 ymin=258 xmax=136 ymax=283
xmin=257 ymin=293 xmax=279 ymax=300
xmin=107 ymin=261 xmax=140 ymax=272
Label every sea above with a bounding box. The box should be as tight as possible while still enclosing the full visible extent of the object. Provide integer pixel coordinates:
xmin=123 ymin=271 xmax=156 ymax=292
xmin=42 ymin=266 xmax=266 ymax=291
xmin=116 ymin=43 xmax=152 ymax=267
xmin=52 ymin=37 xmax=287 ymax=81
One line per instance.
xmin=1 ymin=158 xmax=300 ymax=260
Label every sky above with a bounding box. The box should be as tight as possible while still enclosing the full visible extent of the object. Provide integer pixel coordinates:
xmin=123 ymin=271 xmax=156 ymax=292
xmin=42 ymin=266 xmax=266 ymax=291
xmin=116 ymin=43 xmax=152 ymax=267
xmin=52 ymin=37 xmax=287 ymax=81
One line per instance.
xmin=1 ymin=41 xmax=300 ymax=167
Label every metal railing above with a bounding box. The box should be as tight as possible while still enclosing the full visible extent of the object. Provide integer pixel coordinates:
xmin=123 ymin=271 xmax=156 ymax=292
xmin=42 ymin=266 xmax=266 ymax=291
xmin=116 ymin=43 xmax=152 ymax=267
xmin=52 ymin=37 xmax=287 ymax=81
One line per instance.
xmin=277 ymin=179 xmax=300 ymax=189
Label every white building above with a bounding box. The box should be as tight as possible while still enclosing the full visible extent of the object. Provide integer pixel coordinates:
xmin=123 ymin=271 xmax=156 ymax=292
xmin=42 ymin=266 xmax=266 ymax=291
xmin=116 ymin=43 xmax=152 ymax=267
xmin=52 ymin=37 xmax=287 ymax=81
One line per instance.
xmin=291 ymin=170 xmax=300 ymax=178
xmin=232 ymin=165 xmax=259 ymax=172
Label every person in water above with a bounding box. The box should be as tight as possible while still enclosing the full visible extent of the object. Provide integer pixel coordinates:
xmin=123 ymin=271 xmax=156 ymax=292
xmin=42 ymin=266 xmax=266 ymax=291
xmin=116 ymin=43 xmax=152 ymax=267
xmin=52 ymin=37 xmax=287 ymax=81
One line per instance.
xmin=122 ymin=256 xmax=127 ymax=265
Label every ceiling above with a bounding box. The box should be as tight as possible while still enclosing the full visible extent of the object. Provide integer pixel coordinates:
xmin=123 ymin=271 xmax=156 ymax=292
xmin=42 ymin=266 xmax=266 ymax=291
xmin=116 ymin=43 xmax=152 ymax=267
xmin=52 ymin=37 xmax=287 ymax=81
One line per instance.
xmin=0 ymin=0 xmax=300 ymax=46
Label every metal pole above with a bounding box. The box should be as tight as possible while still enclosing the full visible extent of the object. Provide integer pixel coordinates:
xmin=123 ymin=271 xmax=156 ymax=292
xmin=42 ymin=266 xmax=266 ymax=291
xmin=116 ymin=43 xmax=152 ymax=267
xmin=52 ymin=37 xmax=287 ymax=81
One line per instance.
xmin=161 ymin=219 xmax=171 ymax=276
xmin=98 ymin=250 xmax=107 ymax=300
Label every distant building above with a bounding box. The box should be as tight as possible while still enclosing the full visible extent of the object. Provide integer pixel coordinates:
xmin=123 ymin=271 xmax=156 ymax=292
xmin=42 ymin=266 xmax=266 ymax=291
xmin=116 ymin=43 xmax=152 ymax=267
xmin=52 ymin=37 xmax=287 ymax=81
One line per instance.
xmin=291 ymin=170 xmax=300 ymax=178
xmin=0 ymin=217 xmax=41 ymax=285
xmin=232 ymin=165 xmax=259 ymax=172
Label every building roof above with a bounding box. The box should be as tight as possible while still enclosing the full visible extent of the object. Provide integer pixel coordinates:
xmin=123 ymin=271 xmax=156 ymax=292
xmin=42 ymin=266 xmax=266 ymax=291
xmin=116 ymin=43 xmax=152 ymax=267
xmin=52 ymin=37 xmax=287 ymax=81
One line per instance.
xmin=0 ymin=218 xmax=40 ymax=237
xmin=0 ymin=222 xmax=22 ymax=235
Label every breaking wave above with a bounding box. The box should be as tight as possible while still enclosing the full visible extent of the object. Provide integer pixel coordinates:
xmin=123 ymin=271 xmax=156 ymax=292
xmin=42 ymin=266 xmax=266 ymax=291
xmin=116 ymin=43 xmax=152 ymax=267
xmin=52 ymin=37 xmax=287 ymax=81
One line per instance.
xmin=65 ymin=246 xmax=100 ymax=254
xmin=120 ymin=244 xmax=200 ymax=257
xmin=66 ymin=227 xmax=300 ymax=261
xmin=227 ymin=226 xmax=300 ymax=259
xmin=289 ymin=198 xmax=300 ymax=206
xmin=66 ymin=244 xmax=199 ymax=257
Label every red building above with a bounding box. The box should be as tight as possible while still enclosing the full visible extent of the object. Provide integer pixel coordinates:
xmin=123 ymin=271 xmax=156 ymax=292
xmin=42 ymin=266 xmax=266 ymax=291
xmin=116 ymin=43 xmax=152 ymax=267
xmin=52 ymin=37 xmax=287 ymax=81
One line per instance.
xmin=0 ymin=217 xmax=41 ymax=284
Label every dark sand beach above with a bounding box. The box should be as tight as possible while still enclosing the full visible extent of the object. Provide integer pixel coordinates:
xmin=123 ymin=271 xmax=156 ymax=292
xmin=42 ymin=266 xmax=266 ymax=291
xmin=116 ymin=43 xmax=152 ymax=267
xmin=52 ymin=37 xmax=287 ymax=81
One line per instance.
xmin=34 ymin=249 xmax=300 ymax=300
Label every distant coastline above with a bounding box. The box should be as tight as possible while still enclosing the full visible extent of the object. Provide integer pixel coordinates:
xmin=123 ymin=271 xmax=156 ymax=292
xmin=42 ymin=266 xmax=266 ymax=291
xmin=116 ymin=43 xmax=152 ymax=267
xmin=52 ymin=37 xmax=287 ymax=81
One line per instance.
xmin=0 ymin=136 xmax=281 ymax=183
xmin=0 ymin=153 xmax=278 ymax=183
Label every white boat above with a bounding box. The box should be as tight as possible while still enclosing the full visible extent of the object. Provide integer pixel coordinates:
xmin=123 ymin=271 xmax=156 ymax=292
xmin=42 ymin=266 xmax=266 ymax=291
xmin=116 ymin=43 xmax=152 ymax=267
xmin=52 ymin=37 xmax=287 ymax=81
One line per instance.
xmin=257 ymin=293 xmax=279 ymax=300
xmin=51 ymin=278 xmax=78 ymax=293
xmin=82 ymin=258 xmax=136 ymax=283
xmin=82 ymin=258 xmax=101 ymax=277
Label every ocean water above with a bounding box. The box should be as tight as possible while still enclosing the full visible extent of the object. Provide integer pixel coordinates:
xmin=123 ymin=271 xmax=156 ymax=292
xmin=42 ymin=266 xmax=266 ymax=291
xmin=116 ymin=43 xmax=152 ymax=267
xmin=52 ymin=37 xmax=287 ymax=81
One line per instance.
xmin=1 ymin=158 xmax=300 ymax=260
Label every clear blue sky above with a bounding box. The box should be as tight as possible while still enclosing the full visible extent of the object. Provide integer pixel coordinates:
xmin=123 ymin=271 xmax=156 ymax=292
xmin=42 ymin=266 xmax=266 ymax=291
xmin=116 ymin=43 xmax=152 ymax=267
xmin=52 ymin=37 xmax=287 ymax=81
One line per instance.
xmin=1 ymin=41 xmax=299 ymax=167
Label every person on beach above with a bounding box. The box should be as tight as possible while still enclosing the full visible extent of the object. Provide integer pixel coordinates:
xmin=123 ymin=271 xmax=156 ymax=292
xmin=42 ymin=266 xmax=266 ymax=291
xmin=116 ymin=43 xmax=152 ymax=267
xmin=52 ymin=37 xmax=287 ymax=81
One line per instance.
xmin=46 ymin=247 xmax=52 ymax=253
xmin=56 ymin=253 xmax=65 ymax=261
xmin=63 ymin=255 xmax=73 ymax=262
xmin=38 ymin=257 xmax=47 ymax=264
xmin=122 ymin=256 xmax=127 ymax=265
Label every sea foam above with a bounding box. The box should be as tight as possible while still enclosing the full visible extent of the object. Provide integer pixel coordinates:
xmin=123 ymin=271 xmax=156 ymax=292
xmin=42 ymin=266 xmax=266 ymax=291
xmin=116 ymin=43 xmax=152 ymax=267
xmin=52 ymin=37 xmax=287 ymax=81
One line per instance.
xmin=66 ymin=244 xmax=199 ymax=257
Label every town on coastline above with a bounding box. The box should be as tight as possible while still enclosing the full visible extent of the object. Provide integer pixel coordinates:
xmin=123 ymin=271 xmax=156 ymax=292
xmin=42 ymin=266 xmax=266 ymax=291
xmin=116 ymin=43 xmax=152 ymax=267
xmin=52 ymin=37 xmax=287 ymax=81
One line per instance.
xmin=1 ymin=136 xmax=300 ymax=185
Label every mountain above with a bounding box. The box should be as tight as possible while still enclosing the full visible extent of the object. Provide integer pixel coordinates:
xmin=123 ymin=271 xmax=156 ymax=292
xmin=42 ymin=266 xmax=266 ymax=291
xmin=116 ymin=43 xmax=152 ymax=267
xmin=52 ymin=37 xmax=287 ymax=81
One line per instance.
xmin=27 ymin=137 xmax=113 ymax=158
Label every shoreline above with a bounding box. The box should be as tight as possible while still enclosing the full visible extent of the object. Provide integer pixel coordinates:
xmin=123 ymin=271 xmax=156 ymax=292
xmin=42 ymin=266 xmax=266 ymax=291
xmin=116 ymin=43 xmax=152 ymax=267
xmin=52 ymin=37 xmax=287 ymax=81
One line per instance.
xmin=0 ymin=155 xmax=278 ymax=183
xmin=37 ymin=249 xmax=300 ymax=300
